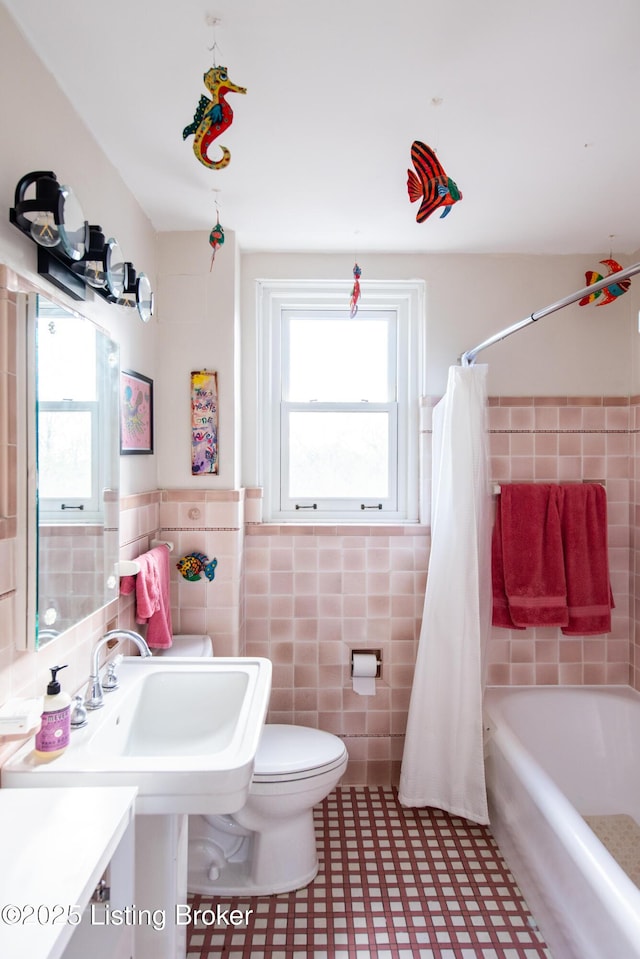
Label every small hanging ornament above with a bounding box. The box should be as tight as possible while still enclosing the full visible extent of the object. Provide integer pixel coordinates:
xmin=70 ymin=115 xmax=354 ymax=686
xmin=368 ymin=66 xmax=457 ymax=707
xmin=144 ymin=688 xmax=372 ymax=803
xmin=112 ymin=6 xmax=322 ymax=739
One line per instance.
xmin=579 ymin=240 xmax=631 ymax=306
xmin=407 ymin=140 xmax=462 ymax=222
xmin=209 ymin=216 xmax=225 ymax=270
xmin=350 ymin=262 xmax=362 ymax=317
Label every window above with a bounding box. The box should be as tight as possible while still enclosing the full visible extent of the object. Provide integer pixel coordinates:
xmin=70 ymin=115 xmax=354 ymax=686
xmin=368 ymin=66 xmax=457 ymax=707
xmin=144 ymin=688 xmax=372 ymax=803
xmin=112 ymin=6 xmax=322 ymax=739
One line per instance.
xmin=257 ymin=280 xmax=424 ymax=522
xmin=36 ymin=298 xmax=103 ymax=521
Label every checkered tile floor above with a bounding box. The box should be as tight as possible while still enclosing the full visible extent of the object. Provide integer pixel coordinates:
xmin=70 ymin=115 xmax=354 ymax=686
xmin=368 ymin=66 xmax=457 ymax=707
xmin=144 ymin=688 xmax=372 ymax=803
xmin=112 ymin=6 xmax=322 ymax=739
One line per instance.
xmin=186 ymin=785 xmax=552 ymax=959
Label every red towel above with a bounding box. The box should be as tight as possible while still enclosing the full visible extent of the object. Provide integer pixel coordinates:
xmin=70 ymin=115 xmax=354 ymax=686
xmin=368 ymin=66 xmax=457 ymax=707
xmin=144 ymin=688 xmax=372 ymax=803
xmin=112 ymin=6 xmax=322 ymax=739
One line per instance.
xmin=558 ymin=484 xmax=613 ymax=636
xmin=119 ymin=546 xmax=173 ymax=649
xmin=491 ymin=500 xmax=524 ymax=629
xmin=495 ymin=484 xmax=569 ymax=628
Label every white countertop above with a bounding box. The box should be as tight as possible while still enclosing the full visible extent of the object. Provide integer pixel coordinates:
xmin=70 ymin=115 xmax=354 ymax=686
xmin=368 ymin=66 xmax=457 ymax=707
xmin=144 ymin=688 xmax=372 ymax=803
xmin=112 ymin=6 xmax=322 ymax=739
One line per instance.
xmin=0 ymin=785 xmax=136 ymax=959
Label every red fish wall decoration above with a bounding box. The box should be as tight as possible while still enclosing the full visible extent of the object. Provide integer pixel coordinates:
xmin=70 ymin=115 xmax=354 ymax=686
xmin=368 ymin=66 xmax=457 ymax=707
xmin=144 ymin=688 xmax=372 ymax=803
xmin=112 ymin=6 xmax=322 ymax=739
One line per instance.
xmin=407 ymin=141 xmax=462 ymax=222
xmin=183 ymin=65 xmax=247 ymax=170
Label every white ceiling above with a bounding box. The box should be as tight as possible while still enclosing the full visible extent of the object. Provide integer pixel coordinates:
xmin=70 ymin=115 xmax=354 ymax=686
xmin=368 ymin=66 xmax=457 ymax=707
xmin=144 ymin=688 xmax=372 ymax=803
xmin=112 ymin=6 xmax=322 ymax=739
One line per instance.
xmin=5 ymin=0 xmax=640 ymax=255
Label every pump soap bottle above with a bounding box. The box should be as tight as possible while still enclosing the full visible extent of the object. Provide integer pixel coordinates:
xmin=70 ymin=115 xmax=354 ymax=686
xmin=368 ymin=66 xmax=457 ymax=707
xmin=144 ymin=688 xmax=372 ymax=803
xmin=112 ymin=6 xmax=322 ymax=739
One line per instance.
xmin=34 ymin=665 xmax=71 ymax=760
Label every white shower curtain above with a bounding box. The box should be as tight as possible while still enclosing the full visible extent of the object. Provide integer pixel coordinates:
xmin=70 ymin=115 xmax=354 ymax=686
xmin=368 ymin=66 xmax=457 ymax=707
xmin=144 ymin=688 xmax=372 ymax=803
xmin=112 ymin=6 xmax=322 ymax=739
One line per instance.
xmin=398 ymin=364 xmax=491 ymax=824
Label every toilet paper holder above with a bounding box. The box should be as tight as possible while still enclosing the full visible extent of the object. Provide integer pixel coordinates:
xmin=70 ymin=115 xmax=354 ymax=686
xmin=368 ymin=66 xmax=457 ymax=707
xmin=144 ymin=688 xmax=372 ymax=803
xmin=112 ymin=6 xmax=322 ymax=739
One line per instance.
xmin=351 ymin=649 xmax=382 ymax=678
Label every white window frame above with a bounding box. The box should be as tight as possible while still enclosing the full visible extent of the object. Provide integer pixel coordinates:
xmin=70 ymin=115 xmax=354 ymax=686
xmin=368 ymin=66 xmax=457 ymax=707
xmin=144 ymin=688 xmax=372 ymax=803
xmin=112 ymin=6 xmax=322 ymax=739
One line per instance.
xmin=34 ymin=296 xmax=105 ymax=524
xmin=256 ymin=279 xmax=424 ymax=523
xmin=37 ymin=399 xmax=102 ymax=517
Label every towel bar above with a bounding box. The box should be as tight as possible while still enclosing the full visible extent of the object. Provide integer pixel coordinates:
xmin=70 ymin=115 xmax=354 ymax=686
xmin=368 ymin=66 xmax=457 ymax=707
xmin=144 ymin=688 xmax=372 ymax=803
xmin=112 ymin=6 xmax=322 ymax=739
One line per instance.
xmin=117 ymin=540 xmax=174 ymax=578
xmin=491 ymin=480 xmax=606 ymax=496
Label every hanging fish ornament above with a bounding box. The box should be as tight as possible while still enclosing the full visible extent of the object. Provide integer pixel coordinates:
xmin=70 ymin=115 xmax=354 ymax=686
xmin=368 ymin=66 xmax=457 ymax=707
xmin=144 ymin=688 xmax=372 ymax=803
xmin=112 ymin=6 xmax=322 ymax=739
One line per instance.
xmin=176 ymin=552 xmax=218 ymax=582
xmin=407 ymin=141 xmax=462 ymax=222
xmin=578 ymin=259 xmax=631 ymax=306
xmin=349 ymin=262 xmax=362 ymax=317
xmin=209 ymin=217 xmax=225 ymax=270
xmin=183 ymin=65 xmax=246 ymax=170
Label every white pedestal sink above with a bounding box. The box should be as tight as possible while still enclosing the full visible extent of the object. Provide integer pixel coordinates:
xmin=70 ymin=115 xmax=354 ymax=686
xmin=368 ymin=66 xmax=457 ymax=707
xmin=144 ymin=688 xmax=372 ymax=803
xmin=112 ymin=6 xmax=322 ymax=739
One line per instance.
xmin=2 ymin=656 xmax=272 ymax=959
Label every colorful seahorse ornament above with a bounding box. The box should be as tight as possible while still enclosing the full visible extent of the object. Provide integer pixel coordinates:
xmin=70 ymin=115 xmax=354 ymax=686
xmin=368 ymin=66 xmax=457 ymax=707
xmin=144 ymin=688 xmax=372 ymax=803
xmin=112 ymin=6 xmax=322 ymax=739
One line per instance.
xmin=183 ymin=65 xmax=246 ymax=170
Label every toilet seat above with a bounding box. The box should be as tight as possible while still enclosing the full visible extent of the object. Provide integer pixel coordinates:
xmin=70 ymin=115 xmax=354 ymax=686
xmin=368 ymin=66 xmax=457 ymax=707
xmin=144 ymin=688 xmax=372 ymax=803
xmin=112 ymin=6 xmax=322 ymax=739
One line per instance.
xmin=253 ymin=724 xmax=347 ymax=784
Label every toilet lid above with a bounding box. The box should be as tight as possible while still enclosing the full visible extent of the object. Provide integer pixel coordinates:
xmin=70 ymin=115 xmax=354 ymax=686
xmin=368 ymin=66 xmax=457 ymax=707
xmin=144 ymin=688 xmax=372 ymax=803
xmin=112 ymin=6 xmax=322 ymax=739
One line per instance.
xmin=253 ymin=724 xmax=347 ymax=781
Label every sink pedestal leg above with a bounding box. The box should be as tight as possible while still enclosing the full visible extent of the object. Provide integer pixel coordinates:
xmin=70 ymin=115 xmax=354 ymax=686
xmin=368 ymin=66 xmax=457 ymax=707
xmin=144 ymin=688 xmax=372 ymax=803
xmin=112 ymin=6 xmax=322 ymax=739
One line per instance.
xmin=134 ymin=813 xmax=189 ymax=959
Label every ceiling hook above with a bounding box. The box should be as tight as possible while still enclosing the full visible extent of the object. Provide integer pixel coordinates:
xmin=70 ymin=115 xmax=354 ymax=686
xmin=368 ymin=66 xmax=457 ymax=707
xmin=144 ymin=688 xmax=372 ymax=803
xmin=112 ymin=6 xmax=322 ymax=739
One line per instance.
xmin=205 ymin=15 xmax=222 ymax=64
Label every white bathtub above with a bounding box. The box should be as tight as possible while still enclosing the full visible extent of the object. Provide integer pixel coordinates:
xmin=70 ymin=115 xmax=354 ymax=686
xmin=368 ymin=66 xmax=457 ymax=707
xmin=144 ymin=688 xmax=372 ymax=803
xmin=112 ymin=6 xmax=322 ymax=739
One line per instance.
xmin=484 ymin=685 xmax=640 ymax=959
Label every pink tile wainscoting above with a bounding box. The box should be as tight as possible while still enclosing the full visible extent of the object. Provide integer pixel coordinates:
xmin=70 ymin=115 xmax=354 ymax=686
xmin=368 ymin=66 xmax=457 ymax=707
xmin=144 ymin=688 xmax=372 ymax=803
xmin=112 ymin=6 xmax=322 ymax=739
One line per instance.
xmin=244 ymin=523 xmax=429 ymax=786
xmin=112 ymin=393 xmax=640 ymax=786
xmin=119 ymin=489 xmax=246 ymax=656
xmin=485 ymin=396 xmax=632 ymax=687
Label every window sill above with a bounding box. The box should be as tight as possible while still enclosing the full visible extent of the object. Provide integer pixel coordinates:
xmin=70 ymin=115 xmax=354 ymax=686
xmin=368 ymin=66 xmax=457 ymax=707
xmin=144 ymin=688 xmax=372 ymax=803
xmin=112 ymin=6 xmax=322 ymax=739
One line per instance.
xmin=245 ymin=521 xmax=429 ymax=537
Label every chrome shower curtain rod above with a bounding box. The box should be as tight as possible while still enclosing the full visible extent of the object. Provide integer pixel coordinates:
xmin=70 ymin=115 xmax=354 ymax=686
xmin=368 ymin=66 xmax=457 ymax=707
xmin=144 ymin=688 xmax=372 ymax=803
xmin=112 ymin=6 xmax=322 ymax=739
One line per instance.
xmin=460 ymin=260 xmax=640 ymax=367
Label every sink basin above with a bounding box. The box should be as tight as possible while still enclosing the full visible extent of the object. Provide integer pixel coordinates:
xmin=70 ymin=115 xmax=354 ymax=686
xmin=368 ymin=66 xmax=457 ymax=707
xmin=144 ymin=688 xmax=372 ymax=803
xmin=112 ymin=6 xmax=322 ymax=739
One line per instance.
xmin=92 ymin=667 xmax=252 ymax=758
xmin=2 ymin=656 xmax=272 ymax=814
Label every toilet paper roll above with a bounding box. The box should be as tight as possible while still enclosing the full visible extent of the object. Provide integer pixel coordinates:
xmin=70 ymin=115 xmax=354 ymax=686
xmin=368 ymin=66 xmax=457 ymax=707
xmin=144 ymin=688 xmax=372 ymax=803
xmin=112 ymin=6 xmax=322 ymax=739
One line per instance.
xmin=352 ymin=652 xmax=378 ymax=696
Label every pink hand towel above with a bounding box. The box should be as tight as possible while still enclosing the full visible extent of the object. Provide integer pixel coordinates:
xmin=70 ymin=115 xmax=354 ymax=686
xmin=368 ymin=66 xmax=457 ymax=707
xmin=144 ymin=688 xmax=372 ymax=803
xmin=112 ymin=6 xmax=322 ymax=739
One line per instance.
xmin=120 ymin=574 xmax=136 ymax=596
xmin=497 ymin=484 xmax=569 ymax=628
xmin=130 ymin=546 xmax=173 ymax=649
xmin=559 ymin=484 xmax=613 ymax=636
xmin=135 ymin=546 xmax=173 ymax=649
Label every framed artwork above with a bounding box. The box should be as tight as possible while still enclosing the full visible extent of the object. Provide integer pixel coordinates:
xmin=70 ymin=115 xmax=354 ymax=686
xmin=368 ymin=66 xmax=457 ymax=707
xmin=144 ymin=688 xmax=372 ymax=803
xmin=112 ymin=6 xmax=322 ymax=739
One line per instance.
xmin=191 ymin=370 xmax=218 ymax=474
xmin=120 ymin=369 xmax=154 ymax=454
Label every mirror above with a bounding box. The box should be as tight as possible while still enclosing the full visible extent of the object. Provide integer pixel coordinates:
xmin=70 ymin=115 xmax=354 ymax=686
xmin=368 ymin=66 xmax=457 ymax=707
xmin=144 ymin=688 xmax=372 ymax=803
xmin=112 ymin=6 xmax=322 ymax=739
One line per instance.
xmin=27 ymin=294 xmax=120 ymax=649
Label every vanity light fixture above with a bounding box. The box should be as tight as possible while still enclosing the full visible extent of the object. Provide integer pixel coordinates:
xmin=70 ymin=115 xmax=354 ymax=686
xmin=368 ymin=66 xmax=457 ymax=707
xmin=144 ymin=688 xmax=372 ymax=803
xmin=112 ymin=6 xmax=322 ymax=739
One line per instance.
xmin=102 ymin=238 xmax=128 ymax=301
xmin=75 ymin=226 xmax=107 ymax=290
xmin=9 ymin=171 xmax=154 ymax=318
xmin=73 ymin=225 xmax=109 ymax=288
xmin=73 ymin=226 xmax=128 ymax=301
xmin=136 ymin=272 xmax=154 ymax=323
xmin=117 ymin=263 xmax=154 ymax=323
xmin=10 ymin=170 xmax=88 ymax=261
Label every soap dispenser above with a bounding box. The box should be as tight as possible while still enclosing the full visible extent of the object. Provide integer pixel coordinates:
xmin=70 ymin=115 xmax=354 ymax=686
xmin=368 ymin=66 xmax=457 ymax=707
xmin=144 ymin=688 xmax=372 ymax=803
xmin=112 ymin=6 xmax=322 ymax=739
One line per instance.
xmin=34 ymin=665 xmax=71 ymax=760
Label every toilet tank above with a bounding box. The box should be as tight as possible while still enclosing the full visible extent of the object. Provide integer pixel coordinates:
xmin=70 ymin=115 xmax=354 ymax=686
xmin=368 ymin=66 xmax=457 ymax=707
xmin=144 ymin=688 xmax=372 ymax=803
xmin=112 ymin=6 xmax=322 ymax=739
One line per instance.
xmin=155 ymin=635 xmax=213 ymax=657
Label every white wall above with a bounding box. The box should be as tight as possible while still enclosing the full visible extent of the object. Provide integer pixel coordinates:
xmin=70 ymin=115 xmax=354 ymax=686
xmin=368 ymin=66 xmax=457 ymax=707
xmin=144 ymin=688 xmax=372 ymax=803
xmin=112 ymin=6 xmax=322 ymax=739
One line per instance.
xmin=155 ymin=230 xmax=241 ymax=490
xmin=240 ymin=251 xmax=640 ymax=486
xmin=4 ymin=0 xmax=640 ymax=497
xmin=0 ymin=5 xmax=159 ymax=497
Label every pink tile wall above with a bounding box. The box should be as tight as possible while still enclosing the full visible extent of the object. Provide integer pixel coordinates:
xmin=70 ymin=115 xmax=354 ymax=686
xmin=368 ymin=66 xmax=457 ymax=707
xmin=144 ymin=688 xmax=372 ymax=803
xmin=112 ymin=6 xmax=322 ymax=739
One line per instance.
xmin=117 ymin=491 xmax=163 ymax=634
xmin=117 ymin=489 xmax=245 ymax=657
xmin=118 ymin=490 xmax=429 ymax=785
xmin=244 ymin=524 xmax=429 ymax=785
xmin=486 ymin=396 xmax=631 ymax=686
xmin=38 ymin=525 xmax=106 ymax=629
xmin=113 ymin=393 xmax=640 ymax=786
xmin=159 ymin=490 xmax=244 ymax=656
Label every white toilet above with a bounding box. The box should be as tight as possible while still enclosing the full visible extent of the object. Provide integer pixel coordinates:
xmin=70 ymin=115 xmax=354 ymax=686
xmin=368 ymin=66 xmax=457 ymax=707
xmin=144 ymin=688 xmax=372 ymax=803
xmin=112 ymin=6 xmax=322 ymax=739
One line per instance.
xmin=161 ymin=634 xmax=348 ymax=896
xmin=154 ymin=634 xmax=213 ymax=658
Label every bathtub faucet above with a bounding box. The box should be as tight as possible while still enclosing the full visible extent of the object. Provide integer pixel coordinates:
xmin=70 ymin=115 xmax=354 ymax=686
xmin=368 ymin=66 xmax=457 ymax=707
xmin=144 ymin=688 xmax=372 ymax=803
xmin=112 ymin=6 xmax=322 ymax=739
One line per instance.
xmin=85 ymin=629 xmax=152 ymax=710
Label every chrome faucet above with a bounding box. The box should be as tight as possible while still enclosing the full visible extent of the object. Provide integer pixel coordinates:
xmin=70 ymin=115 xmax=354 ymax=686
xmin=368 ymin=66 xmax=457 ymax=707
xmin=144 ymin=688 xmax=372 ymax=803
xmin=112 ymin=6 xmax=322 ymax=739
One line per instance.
xmin=85 ymin=629 xmax=153 ymax=710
